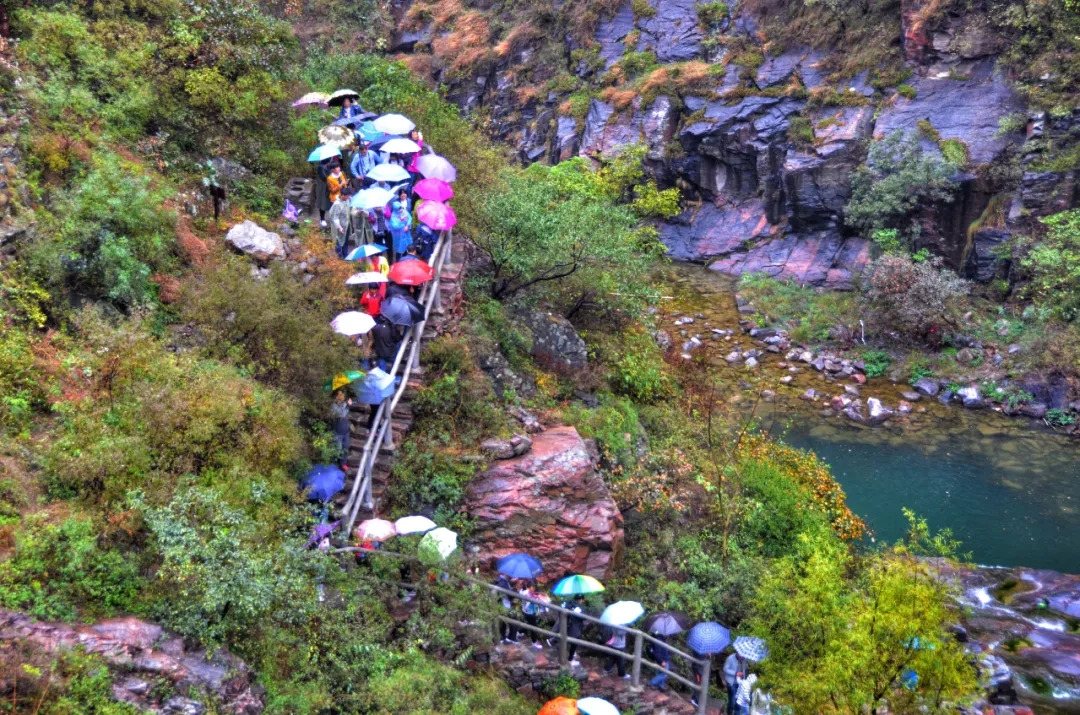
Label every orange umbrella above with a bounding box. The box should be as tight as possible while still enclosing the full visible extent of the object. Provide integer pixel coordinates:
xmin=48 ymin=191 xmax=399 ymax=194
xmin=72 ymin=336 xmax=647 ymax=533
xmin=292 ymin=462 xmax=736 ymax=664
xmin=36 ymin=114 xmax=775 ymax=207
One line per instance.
xmin=538 ymin=697 xmax=579 ymax=715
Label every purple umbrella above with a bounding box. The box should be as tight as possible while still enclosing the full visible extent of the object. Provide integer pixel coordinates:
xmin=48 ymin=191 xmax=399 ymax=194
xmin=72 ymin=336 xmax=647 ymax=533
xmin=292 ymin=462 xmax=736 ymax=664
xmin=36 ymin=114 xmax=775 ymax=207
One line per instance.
xmin=306 ymin=520 xmax=340 ymax=548
xmin=416 ymin=154 xmax=457 ymax=183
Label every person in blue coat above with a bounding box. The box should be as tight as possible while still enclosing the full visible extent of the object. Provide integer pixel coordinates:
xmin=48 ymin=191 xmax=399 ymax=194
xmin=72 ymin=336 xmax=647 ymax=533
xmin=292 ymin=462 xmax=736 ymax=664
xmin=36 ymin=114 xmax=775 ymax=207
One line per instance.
xmin=388 ymin=200 xmax=412 ymax=263
xmin=349 ymin=142 xmax=382 ymax=188
xmin=338 ymin=97 xmax=362 ymax=120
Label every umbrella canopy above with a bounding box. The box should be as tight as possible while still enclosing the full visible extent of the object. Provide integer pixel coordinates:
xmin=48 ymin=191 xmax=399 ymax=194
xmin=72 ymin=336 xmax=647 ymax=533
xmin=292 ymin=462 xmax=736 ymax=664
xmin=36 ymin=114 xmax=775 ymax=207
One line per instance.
xmin=416 ymin=154 xmax=457 ymax=182
xmin=575 ymin=698 xmax=619 ymax=715
xmin=346 ymin=271 xmax=389 ymax=286
xmin=356 ymin=519 xmax=396 ymax=541
xmin=733 ymin=635 xmax=769 ymax=662
xmin=417 ymin=201 xmax=457 ymax=231
xmin=351 ymin=187 xmax=394 ymax=211
xmin=687 ymin=622 xmax=732 ymax=655
xmin=306 ymin=520 xmax=339 ymax=547
xmin=413 ymin=178 xmax=455 ymax=202
xmin=551 ymin=574 xmax=605 ymax=597
xmin=318 ymin=125 xmax=355 ymax=149
xmin=327 ymin=89 xmax=360 ymax=107
xmin=642 ymin=611 xmax=691 ymax=636
xmin=345 ymin=243 xmax=387 ymax=260
xmin=380 ymin=295 xmax=423 ymax=327
xmin=381 ymin=137 xmax=422 ymax=155
xmin=366 ymin=163 xmax=411 ymax=183
xmin=373 ymin=113 xmax=415 ymax=135
xmin=302 ymin=465 xmax=345 ymax=502
xmin=351 ymin=368 xmax=396 ymax=404
xmin=388 ymin=259 xmax=434 ymax=286
xmin=308 ymin=144 xmax=341 ymax=162
xmin=394 ymin=515 xmax=437 ymax=535
xmin=325 ymin=370 xmax=365 ymax=392
xmin=367 ymin=133 xmax=403 ymax=149
xmin=331 ymin=311 xmax=376 ymax=336
xmin=418 ymin=527 xmax=458 ymax=564
xmin=538 ymin=697 xmax=579 ymax=715
xmin=496 ymin=553 xmax=544 ymax=580
xmin=293 ymin=91 xmax=330 ymax=107
xmin=600 ymin=601 xmax=645 ymax=626
xmin=356 ymin=121 xmax=382 ymax=142
xmin=332 ymin=116 xmax=366 ymax=129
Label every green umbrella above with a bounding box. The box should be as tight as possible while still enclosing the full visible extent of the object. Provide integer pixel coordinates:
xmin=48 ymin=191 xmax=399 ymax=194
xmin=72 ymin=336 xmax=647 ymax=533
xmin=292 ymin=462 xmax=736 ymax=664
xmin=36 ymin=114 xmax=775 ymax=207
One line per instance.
xmin=418 ymin=527 xmax=457 ymax=565
xmin=325 ymin=370 xmax=365 ymax=392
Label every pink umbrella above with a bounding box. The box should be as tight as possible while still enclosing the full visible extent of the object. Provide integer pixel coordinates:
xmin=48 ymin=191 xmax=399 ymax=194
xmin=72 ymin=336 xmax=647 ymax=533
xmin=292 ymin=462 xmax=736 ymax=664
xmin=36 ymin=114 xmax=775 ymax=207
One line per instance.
xmin=417 ymin=201 xmax=457 ymax=231
xmin=293 ymin=91 xmax=330 ymax=107
xmin=413 ymin=178 xmax=454 ymax=203
xmin=415 ymin=154 xmax=457 ymax=183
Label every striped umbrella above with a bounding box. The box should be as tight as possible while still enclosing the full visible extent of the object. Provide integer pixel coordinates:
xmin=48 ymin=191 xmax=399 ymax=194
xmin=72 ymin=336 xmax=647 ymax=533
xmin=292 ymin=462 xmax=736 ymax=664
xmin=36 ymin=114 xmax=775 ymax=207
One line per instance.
xmin=687 ymin=621 xmax=732 ymax=655
xmin=733 ymin=635 xmax=769 ymax=662
xmin=551 ymin=574 xmax=604 ymax=597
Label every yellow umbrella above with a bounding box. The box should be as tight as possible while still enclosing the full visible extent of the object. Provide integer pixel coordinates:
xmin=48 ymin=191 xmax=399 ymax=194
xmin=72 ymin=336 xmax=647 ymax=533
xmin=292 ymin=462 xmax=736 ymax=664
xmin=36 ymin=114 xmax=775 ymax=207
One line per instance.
xmin=326 ymin=371 xmax=365 ymax=392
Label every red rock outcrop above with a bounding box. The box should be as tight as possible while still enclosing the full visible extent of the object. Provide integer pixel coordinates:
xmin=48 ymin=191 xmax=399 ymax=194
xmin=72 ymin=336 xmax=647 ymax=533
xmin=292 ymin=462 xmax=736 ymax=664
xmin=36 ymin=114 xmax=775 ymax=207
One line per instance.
xmin=464 ymin=426 xmax=624 ymax=581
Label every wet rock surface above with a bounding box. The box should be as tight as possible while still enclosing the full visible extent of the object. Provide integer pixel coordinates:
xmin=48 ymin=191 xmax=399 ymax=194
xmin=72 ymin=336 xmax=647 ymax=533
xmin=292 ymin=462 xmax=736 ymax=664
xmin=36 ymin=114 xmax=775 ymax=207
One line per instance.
xmin=225 ymin=220 xmax=284 ymax=263
xmin=0 ymin=611 xmax=263 ymax=714
xmin=464 ymin=426 xmax=624 ymax=580
xmin=513 ymin=308 xmax=589 ymax=370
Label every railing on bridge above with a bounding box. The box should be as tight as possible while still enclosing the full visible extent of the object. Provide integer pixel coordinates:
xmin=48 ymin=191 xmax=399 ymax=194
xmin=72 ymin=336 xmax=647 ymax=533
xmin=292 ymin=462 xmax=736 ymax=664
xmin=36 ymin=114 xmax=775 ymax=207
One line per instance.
xmin=340 ymin=227 xmax=454 ymax=535
xmin=335 ymin=547 xmax=713 ymax=714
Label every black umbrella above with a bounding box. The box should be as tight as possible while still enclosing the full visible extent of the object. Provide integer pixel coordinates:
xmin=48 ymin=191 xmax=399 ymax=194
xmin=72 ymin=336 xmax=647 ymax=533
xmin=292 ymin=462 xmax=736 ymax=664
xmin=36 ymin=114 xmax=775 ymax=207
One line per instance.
xmin=643 ymin=611 xmax=692 ymax=636
xmin=367 ymin=133 xmax=403 ymax=149
xmin=381 ymin=295 xmax=423 ymax=327
xmin=327 ymin=89 xmax=360 ymax=107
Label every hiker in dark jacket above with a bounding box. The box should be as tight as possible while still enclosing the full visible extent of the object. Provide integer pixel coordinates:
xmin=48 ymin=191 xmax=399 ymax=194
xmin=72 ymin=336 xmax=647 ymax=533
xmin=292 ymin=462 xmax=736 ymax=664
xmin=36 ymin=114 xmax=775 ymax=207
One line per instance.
xmin=648 ymin=634 xmax=672 ymax=690
xmin=495 ymin=574 xmax=517 ymax=643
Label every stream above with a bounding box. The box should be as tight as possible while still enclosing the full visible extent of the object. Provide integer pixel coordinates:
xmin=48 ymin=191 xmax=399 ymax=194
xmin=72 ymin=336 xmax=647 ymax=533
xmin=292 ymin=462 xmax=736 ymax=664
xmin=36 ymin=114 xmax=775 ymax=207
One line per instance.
xmin=661 ymin=262 xmax=1080 ymax=575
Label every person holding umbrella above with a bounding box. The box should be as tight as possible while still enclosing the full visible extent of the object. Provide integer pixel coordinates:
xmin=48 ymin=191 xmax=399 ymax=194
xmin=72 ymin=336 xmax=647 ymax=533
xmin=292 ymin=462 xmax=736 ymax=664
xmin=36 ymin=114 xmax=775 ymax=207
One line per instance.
xmin=723 ymin=651 xmax=748 ymax=714
xmin=368 ymin=314 xmax=399 ymax=374
xmin=359 ymin=283 xmax=383 ymax=317
xmin=648 ymin=634 xmax=672 ymax=690
xmin=495 ymin=571 xmax=518 ymax=644
xmin=519 ymin=582 xmax=546 ymax=649
xmin=388 ymin=200 xmax=412 ymax=263
xmin=405 ymin=128 xmax=424 ymax=187
xmin=315 ymin=157 xmax=337 ymax=227
xmin=338 ymin=96 xmax=362 ymax=120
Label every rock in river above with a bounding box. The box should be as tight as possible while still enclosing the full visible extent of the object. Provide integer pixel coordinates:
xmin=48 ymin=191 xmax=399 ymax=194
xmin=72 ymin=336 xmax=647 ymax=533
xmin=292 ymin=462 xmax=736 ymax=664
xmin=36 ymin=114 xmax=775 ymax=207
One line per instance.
xmin=913 ymin=377 xmax=941 ymax=396
xmin=464 ymin=426 xmax=624 ymax=580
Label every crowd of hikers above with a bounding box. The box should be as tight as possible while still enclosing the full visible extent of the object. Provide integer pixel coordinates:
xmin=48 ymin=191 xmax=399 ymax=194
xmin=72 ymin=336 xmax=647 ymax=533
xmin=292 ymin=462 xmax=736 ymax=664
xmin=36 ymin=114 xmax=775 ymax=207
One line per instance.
xmin=492 ymin=572 xmax=764 ymax=714
xmin=297 ymin=94 xmax=767 ymax=715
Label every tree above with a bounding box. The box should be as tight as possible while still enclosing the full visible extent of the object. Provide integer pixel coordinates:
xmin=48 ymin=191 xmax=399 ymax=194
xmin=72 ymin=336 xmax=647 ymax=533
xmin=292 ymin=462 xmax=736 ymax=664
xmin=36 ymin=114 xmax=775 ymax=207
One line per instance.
xmin=1019 ymin=209 xmax=1080 ymax=321
xmin=473 ymin=159 xmax=666 ymax=318
xmin=746 ymin=524 xmax=978 ymax=715
xmin=846 ymin=130 xmax=959 ymax=247
xmin=864 ymin=253 xmax=969 ymax=343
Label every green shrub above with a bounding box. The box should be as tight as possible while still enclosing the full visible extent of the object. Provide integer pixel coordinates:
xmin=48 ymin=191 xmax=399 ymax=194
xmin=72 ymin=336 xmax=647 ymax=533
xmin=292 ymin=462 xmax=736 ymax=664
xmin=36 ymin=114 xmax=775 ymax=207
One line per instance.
xmin=697 ymin=1 xmax=730 ymax=27
xmin=788 ymin=115 xmax=815 ymax=147
xmin=0 ymin=512 xmax=142 ymax=621
xmin=847 ymin=130 xmax=960 ymax=241
xmin=859 ymin=349 xmax=891 ymax=377
xmin=563 ymin=395 xmax=643 ymax=466
xmin=1019 ymin=209 xmax=1080 ymax=321
xmin=1046 ymin=408 xmax=1075 ymax=426
xmin=940 ymin=139 xmax=969 ymax=167
xmin=865 ymin=254 xmax=969 ymax=344
xmin=611 ymin=346 xmax=673 ymax=403
xmin=896 ymin=83 xmax=917 ymax=99
xmin=740 ymin=460 xmax=834 ymax=558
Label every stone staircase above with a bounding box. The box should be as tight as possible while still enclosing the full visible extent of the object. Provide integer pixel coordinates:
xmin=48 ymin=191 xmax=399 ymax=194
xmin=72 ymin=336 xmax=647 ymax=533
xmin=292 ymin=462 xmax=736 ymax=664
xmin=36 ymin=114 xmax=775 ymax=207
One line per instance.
xmin=335 ymin=240 xmax=467 ymax=516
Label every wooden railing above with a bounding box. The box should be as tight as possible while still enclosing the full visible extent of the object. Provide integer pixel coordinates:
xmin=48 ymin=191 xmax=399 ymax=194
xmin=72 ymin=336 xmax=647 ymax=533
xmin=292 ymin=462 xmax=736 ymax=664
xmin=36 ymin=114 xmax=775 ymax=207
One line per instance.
xmin=335 ymin=547 xmax=713 ymax=714
xmin=340 ymin=227 xmax=453 ymax=534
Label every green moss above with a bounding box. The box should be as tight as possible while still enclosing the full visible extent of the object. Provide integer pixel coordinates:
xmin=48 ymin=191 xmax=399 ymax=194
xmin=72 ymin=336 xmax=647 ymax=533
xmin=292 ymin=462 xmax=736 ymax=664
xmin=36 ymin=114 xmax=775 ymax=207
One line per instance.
xmin=631 ymin=0 xmax=657 ymax=19
xmin=788 ymin=114 xmax=815 ymax=147
xmin=896 ymin=83 xmax=917 ymax=99
xmin=697 ymin=1 xmax=729 ymax=28
xmin=916 ymin=119 xmax=942 ymax=143
xmin=940 ymin=138 xmax=969 ymax=166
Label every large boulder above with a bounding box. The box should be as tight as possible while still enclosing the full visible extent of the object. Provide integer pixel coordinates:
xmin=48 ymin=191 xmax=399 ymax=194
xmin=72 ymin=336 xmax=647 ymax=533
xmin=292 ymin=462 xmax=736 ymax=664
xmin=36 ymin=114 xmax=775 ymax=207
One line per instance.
xmin=708 ymin=232 xmax=871 ymax=290
xmin=225 ymin=220 xmax=284 ymax=263
xmin=514 ymin=308 xmax=589 ymax=370
xmin=464 ymin=426 xmax=624 ymax=580
xmin=659 ymin=200 xmax=774 ymax=261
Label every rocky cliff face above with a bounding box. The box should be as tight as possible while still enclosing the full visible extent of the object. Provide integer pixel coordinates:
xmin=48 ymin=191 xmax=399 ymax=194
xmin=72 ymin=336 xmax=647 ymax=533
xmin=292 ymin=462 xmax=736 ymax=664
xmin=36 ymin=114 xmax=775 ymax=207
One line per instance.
xmin=464 ymin=426 xmax=624 ymax=581
xmin=390 ymin=0 xmax=1079 ymax=287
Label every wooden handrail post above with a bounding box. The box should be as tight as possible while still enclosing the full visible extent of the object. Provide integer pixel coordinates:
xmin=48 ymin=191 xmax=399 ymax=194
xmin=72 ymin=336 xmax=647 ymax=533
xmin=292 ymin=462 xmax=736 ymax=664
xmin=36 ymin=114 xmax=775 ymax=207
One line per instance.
xmin=698 ymin=658 xmax=710 ymax=715
xmin=558 ymin=612 xmax=568 ymax=667
xmin=631 ymin=632 xmax=643 ymax=687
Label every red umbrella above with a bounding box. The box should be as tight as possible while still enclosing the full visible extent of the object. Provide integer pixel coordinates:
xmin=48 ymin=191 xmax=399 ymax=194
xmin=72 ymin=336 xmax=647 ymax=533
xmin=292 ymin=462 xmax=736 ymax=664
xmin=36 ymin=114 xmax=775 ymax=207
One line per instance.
xmin=413 ymin=178 xmax=454 ymax=202
xmin=417 ymin=201 xmax=457 ymax=231
xmin=388 ymin=259 xmax=434 ymax=286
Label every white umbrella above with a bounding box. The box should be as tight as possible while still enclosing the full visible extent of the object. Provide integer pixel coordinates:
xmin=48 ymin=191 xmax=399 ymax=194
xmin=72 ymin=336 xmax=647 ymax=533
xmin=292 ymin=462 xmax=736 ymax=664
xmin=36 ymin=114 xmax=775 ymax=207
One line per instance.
xmin=355 ymin=519 xmax=396 ymax=541
xmin=346 ymin=271 xmax=389 ymax=285
xmin=394 ymin=515 xmax=437 ymax=535
xmin=416 ymin=154 xmax=457 ymax=183
xmin=381 ymin=137 xmax=422 ymax=155
xmin=330 ymin=311 xmax=375 ymax=336
xmin=418 ymin=526 xmax=458 ymax=563
xmin=576 ymin=698 xmax=620 ymax=715
xmin=600 ymin=601 xmax=645 ymax=626
xmin=350 ymin=187 xmax=394 ymax=211
xmin=373 ymin=113 xmax=415 ymax=135
xmin=366 ymin=164 xmax=411 ymax=183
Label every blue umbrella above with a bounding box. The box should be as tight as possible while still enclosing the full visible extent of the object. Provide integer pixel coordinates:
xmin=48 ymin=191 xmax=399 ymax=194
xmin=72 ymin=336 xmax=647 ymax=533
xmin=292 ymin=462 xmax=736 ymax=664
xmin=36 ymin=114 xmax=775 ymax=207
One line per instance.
xmin=345 ymin=243 xmax=387 ymax=260
xmin=333 ymin=116 xmax=365 ymax=128
xmin=308 ymin=144 xmax=341 ymax=162
xmin=356 ymin=121 xmax=382 ymax=142
xmin=496 ymin=553 xmax=544 ymax=579
xmin=687 ymin=622 xmax=731 ymax=655
xmin=302 ymin=465 xmax=345 ymax=502
xmin=351 ymin=368 xmax=396 ymax=404
xmin=732 ymin=635 xmax=769 ymax=662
